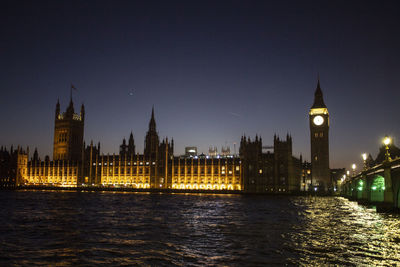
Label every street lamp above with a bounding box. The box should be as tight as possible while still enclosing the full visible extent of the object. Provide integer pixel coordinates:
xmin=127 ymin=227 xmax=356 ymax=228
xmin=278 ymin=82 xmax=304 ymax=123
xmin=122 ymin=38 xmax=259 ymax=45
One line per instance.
xmin=383 ymin=136 xmax=392 ymax=161
xmin=351 ymin=164 xmax=356 ymax=176
xmin=362 ymin=153 xmax=367 ymax=161
xmin=362 ymin=153 xmax=368 ymax=170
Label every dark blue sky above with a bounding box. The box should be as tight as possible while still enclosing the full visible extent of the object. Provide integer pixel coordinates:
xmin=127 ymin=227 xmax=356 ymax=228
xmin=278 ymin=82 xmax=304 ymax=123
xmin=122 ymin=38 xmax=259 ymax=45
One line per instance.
xmin=1 ymin=0 xmax=399 ymax=168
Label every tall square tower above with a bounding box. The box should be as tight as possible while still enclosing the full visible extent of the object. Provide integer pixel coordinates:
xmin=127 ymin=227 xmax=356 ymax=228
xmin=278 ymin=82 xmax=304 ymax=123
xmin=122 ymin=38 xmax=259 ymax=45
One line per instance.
xmin=53 ymin=98 xmax=85 ymax=161
xmin=309 ymin=80 xmax=330 ymax=191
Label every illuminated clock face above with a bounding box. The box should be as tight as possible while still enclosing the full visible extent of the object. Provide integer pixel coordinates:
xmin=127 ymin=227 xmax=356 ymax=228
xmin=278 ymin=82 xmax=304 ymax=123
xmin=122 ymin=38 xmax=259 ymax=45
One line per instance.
xmin=313 ymin=115 xmax=324 ymax=126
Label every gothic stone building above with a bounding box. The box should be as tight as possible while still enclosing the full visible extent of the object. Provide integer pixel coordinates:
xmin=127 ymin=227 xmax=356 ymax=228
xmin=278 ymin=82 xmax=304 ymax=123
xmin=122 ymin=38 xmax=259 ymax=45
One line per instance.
xmin=5 ymin=98 xmax=303 ymax=193
xmin=309 ymin=80 xmax=331 ymax=191
xmin=0 ymin=146 xmax=28 ymax=189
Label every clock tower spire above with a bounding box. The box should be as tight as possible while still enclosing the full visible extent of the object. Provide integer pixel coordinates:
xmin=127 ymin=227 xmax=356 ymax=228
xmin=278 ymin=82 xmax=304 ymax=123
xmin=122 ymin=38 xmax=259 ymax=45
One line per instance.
xmin=309 ymin=79 xmax=330 ymax=192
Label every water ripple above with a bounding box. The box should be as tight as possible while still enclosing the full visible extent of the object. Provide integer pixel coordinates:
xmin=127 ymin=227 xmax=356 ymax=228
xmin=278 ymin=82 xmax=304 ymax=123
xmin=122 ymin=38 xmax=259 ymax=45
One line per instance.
xmin=0 ymin=191 xmax=399 ymax=265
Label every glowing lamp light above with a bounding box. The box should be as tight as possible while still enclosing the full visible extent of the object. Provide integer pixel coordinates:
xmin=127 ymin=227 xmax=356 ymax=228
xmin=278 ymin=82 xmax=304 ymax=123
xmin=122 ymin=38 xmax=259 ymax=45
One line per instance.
xmin=351 ymin=164 xmax=356 ymax=171
xmin=383 ymin=136 xmax=392 ymax=161
xmin=383 ymin=136 xmax=392 ymax=146
xmin=362 ymin=153 xmax=367 ymax=161
xmin=371 ymin=186 xmax=377 ymax=191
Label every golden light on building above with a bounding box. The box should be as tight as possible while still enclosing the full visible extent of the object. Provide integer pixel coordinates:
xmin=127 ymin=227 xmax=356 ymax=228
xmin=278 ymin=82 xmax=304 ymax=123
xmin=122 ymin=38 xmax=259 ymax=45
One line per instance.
xmin=5 ymin=98 xmax=302 ymax=194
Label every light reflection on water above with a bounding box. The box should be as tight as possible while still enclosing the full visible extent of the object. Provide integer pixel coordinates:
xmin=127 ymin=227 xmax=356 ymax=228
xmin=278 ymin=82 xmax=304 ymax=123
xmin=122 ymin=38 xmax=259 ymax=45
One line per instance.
xmin=0 ymin=191 xmax=399 ymax=265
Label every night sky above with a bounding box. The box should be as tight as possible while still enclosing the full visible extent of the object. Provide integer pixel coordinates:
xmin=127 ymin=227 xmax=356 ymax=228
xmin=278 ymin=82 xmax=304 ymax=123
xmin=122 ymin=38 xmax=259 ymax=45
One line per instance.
xmin=1 ymin=0 xmax=399 ymax=169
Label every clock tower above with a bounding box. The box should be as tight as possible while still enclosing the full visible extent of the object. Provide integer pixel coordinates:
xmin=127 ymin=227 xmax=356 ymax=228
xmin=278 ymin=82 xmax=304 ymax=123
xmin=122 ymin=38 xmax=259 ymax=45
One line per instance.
xmin=309 ymin=79 xmax=330 ymax=191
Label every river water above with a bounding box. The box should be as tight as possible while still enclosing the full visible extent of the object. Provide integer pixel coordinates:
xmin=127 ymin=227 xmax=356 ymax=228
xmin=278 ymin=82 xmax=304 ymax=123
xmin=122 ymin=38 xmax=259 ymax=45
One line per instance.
xmin=0 ymin=190 xmax=399 ymax=266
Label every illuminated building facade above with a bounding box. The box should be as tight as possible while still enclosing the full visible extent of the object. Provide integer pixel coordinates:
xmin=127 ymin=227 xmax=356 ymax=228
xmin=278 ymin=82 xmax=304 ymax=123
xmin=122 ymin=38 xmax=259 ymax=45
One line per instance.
xmin=82 ymin=152 xmax=242 ymax=190
xmin=3 ymin=97 xmax=303 ymax=193
xmin=26 ymin=159 xmax=79 ymax=187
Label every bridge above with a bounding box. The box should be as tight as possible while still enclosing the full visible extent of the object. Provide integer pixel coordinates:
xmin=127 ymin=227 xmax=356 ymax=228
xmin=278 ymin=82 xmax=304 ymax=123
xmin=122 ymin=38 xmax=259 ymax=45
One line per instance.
xmin=341 ymin=156 xmax=400 ymax=212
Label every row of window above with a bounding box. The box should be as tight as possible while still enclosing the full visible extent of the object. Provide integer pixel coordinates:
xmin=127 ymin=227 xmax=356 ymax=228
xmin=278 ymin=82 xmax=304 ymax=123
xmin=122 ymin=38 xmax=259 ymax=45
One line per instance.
xmin=171 ymin=184 xmax=241 ymax=190
xmin=94 ymin=161 xmax=238 ymax=167
xmin=98 ymin=166 xmax=240 ymax=174
xmin=30 ymin=168 xmax=77 ymax=175
xmin=102 ymin=168 xmax=149 ymax=175
xmin=173 ymin=178 xmax=239 ymax=183
xmin=28 ymin=178 xmax=76 ymax=183
xmin=94 ymin=161 xmax=155 ymax=166
xmin=99 ymin=168 xmax=239 ymax=176
xmin=314 ymin=132 xmax=324 ymax=138
xmin=57 ymin=132 xmax=68 ymax=143
xmin=102 ymin=179 xmax=149 ymax=184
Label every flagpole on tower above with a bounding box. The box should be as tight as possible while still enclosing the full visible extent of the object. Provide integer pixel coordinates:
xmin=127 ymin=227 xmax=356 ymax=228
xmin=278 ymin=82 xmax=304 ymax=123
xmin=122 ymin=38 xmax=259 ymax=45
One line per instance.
xmin=70 ymin=84 xmax=77 ymax=102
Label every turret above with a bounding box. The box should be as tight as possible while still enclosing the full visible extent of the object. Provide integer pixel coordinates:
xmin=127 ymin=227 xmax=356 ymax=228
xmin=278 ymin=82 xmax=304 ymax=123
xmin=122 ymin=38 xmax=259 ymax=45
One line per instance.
xmin=144 ymin=106 xmax=159 ymax=158
xmin=81 ymin=103 xmax=85 ymax=122
xmin=55 ymin=99 xmax=60 ymax=119
xmin=120 ymin=138 xmax=127 ymax=155
xmin=128 ymin=131 xmax=135 ymax=155
xmin=149 ymin=106 xmax=156 ymax=132
xmin=33 ymin=148 xmax=39 ymax=162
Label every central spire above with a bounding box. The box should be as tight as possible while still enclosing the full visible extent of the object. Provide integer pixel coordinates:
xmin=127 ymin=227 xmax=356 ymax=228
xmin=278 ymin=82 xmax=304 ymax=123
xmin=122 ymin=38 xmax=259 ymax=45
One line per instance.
xmin=144 ymin=106 xmax=159 ymax=158
xmin=149 ymin=105 xmax=156 ymax=132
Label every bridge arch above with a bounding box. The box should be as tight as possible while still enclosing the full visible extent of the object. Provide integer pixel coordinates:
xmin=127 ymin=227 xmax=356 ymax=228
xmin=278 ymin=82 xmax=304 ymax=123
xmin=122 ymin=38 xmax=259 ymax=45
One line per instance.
xmin=345 ymin=182 xmax=353 ymax=197
xmin=370 ymin=175 xmax=385 ymax=203
xmin=356 ymin=178 xmax=366 ymax=200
